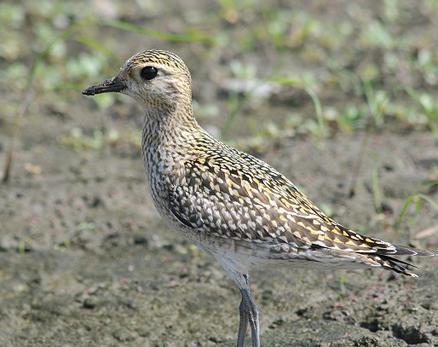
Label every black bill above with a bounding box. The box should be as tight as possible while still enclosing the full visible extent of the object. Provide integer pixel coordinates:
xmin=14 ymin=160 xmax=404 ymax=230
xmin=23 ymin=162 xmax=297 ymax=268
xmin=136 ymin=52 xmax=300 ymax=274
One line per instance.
xmin=82 ymin=75 xmax=126 ymax=96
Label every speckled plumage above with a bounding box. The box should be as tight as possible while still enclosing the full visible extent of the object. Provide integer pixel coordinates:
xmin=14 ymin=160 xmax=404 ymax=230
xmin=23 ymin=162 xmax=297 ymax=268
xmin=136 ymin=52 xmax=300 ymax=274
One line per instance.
xmin=83 ymin=49 xmax=435 ymax=347
xmin=123 ymin=50 xmax=430 ymax=276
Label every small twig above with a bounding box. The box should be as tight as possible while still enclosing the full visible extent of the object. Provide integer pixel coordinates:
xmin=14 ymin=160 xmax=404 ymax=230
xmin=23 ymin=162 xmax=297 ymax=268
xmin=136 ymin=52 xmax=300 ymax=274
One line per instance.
xmin=1 ymin=23 xmax=82 ymax=184
xmin=347 ymin=129 xmax=370 ymax=197
xmin=347 ymin=77 xmax=377 ymax=198
xmin=371 ymin=166 xmax=383 ymax=212
xmin=2 ymin=90 xmax=34 ymax=183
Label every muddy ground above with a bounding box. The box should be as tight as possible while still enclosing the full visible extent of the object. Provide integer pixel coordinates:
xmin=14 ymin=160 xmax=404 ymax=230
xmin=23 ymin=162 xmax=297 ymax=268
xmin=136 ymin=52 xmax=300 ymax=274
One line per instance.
xmin=1 ymin=121 xmax=437 ymax=347
xmin=1 ymin=1 xmax=437 ymax=346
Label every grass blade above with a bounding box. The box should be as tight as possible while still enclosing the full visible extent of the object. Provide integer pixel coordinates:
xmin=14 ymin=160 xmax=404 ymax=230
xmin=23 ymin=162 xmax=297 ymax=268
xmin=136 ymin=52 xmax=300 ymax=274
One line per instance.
xmin=104 ymin=20 xmax=216 ymax=45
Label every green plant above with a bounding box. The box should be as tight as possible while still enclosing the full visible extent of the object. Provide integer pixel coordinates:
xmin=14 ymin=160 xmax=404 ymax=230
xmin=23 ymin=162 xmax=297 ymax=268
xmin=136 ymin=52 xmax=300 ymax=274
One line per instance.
xmin=273 ymin=77 xmax=328 ymax=138
xmin=362 ymin=80 xmax=389 ymax=128
xmin=405 ymin=88 xmax=438 ymax=132
xmin=394 ymin=194 xmax=438 ymax=230
xmin=371 ymin=167 xmax=383 ymax=213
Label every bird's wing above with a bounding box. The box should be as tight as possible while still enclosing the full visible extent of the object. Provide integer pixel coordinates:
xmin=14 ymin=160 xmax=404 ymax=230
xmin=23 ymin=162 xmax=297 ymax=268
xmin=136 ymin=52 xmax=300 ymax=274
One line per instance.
xmin=167 ymin=144 xmax=400 ymax=255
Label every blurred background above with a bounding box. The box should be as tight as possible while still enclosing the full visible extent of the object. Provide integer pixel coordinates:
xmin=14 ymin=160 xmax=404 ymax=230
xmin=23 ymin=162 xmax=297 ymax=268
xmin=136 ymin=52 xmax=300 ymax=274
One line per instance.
xmin=1 ymin=1 xmax=437 ymax=346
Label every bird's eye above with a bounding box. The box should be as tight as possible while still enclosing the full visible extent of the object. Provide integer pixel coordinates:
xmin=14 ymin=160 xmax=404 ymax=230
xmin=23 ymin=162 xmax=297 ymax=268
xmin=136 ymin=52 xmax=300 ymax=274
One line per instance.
xmin=140 ymin=66 xmax=158 ymax=80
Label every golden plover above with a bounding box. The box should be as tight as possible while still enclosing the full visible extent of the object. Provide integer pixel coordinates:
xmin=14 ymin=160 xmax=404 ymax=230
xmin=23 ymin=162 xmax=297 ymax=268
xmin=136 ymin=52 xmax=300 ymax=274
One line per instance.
xmin=83 ymin=49 xmax=435 ymax=347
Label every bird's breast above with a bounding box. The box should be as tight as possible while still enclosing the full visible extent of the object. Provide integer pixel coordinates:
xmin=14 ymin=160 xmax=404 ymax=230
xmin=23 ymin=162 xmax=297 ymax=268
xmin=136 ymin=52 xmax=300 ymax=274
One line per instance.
xmin=141 ymin=144 xmax=187 ymax=219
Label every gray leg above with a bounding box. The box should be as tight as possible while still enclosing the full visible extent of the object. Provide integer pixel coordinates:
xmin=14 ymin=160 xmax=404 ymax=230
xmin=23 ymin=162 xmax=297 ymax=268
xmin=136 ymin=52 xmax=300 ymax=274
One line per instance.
xmin=237 ymin=295 xmax=248 ymax=347
xmin=211 ymin=257 xmax=260 ymax=347
xmin=241 ymin=288 xmax=260 ymax=347
xmin=236 ymin=274 xmax=260 ymax=347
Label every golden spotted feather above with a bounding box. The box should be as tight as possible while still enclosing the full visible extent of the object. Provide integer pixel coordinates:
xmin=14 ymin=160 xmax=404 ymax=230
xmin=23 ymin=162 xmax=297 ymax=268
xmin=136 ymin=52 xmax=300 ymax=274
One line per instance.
xmin=167 ymin=134 xmax=431 ymax=276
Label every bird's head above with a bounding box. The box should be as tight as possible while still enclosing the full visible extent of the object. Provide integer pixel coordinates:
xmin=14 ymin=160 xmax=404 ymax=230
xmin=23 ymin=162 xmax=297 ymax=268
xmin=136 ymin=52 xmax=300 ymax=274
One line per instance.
xmin=83 ymin=49 xmax=192 ymax=111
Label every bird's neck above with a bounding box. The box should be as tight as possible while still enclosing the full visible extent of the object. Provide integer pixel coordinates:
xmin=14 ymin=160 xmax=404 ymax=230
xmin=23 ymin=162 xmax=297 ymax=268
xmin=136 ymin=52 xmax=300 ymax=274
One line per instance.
xmin=142 ymin=100 xmax=200 ymax=139
xmin=141 ymin=100 xmax=205 ymax=169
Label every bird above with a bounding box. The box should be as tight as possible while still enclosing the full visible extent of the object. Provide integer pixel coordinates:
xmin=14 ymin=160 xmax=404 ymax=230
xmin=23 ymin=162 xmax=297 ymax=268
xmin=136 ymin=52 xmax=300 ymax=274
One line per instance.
xmin=83 ymin=49 xmax=435 ymax=347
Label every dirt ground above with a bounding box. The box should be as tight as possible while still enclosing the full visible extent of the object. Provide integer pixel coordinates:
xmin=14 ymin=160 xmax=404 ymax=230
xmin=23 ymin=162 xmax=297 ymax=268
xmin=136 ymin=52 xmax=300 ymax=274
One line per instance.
xmin=1 ymin=118 xmax=437 ymax=346
xmin=1 ymin=1 xmax=437 ymax=346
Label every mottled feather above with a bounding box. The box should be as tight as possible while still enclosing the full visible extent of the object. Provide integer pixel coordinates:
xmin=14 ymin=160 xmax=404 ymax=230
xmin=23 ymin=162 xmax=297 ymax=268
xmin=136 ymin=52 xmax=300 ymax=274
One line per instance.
xmin=108 ymin=49 xmax=434 ymax=278
xmin=164 ymin=134 xmax=432 ymax=276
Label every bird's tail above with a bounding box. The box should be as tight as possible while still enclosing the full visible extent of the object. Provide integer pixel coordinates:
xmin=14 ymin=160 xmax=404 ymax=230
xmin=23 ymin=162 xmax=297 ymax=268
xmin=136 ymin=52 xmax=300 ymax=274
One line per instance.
xmin=364 ymin=245 xmax=436 ymax=277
